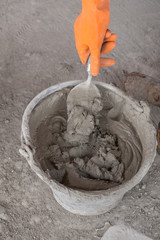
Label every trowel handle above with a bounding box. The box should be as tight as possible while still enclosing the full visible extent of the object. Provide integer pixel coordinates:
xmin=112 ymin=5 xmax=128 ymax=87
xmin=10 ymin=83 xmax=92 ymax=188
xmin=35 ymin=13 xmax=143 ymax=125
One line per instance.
xmin=87 ymin=55 xmax=92 ymax=84
xmin=87 ymin=55 xmax=91 ymax=74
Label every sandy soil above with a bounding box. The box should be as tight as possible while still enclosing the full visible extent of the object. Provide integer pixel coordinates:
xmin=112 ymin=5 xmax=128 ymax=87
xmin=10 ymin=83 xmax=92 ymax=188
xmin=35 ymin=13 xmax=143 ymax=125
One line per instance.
xmin=0 ymin=0 xmax=160 ymax=239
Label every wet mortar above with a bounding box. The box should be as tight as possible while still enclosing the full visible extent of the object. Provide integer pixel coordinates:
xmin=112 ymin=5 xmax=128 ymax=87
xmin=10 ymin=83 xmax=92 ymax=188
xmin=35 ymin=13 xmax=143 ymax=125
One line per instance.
xmin=32 ymin=86 xmax=142 ymax=191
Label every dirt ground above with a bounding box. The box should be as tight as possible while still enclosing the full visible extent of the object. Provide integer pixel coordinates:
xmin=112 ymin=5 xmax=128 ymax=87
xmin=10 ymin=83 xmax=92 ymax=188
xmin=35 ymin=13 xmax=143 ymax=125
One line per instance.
xmin=0 ymin=0 xmax=160 ymax=239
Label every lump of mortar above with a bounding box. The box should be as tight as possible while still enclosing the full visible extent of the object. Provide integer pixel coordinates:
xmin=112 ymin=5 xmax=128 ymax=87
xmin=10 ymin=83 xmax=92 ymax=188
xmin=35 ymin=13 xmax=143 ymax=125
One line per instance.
xmin=45 ymin=145 xmax=62 ymax=162
xmin=63 ymin=165 xmax=119 ymax=191
xmin=48 ymin=145 xmax=61 ymax=155
xmin=74 ymin=158 xmax=115 ymax=182
xmin=69 ymin=143 xmax=91 ymax=158
xmin=64 ymin=105 xmax=95 ymax=144
xmin=67 ymin=91 xmax=103 ymax=116
xmin=73 ymin=149 xmax=124 ymax=183
xmin=91 ymin=150 xmax=119 ymax=169
xmin=74 ymin=158 xmax=123 ymax=182
xmin=111 ymin=162 xmax=124 ymax=183
xmin=95 ymin=133 xmax=117 ymax=150
xmin=91 ymin=131 xmax=121 ymax=158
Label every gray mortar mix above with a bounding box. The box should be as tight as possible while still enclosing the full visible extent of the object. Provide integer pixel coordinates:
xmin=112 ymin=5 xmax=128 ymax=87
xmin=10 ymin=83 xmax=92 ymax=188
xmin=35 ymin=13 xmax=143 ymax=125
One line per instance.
xmin=38 ymin=99 xmax=124 ymax=191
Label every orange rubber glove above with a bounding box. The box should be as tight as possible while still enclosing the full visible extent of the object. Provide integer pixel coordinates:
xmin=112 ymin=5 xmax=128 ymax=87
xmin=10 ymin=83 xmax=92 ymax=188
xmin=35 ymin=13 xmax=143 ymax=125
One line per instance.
xmin=74 ymin=0 xmax=117 ymax=76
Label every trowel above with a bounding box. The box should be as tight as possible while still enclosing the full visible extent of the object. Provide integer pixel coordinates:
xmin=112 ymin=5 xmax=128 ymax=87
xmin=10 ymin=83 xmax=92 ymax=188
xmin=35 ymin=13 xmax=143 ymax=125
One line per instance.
xmin=67 ymin=56 xmax=103 ymax=114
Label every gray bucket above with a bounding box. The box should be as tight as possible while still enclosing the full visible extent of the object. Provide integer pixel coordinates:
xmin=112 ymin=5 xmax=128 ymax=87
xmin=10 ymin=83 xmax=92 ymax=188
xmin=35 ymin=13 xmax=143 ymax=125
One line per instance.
xmin=19 ymin=81 xmax=156 ymax=215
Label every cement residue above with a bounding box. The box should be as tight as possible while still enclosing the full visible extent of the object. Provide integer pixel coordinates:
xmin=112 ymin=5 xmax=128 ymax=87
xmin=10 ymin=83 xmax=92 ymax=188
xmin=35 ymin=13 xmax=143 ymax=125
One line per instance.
xmin=35 ymin=88 xmax=142 ymax=191
xmin=37 ymin=100 xmax=125 ymax=190
xmin=64 ymin=105 xmax=95 ymax=145
xmin=42 ymin=124 xmax=124 ymax=190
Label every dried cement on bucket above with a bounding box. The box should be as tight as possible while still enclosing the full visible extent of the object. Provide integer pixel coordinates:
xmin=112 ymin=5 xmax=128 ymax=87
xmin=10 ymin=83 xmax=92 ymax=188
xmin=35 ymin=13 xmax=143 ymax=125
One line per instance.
xmin=20 ymin=81 xmax=156 ymax=215
xmin=33 ymin=85 xmax=142 ymax=191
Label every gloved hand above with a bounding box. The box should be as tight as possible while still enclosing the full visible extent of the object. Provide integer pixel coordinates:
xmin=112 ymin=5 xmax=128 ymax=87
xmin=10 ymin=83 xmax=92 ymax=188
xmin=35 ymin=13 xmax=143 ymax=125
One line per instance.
xmin=74 ymin=0 xmax=117 ymax=76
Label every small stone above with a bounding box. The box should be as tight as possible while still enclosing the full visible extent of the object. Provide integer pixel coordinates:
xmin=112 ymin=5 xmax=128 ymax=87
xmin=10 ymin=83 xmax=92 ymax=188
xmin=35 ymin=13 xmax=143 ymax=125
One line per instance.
xmin=21 ymin=199 xmax=28 ymax=207
xmin=4 ymin=119 xmax=10 ymax=124
xmin=0 ymin=212 xmax=9 ymax=221
xmin=29 ymin=216 xmax=40 ymax=225
xmin=141 ymin=183 xmax=146 ymax=189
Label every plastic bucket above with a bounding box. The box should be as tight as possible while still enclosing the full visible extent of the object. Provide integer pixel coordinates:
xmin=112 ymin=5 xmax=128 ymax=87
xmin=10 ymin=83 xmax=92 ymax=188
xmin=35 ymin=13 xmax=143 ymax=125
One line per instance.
xmin=20 ymin=81 xmax=156 ymax=215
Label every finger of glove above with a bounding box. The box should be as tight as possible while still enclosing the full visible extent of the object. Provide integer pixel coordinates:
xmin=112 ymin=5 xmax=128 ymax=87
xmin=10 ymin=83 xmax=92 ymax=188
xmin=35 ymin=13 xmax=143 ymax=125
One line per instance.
xmin=101 ymin=41 xmax=116 ymax=55
xmin=100 ymin=58 xmax=116 ymax=68
xmin=96 ymin=0 xmax=110 ymax=10
xmin=105 ymin=29 xmax=112 ymax=39
xmin=90 ymin=49 xmax=100 ymax=76
xmin=104 ymin=33 xmax=117 ymax=42
xmin=77 ymin=44 xmax=90 ymax=64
